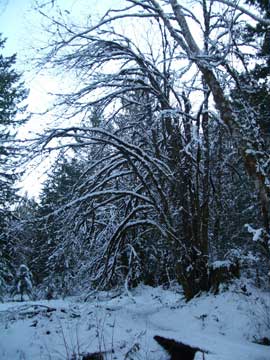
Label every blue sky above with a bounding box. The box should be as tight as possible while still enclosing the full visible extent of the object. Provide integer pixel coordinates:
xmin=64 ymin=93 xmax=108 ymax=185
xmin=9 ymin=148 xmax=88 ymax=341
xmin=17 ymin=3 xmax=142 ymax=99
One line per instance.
xmin=0 ymin=1 xmax=31 ymax=56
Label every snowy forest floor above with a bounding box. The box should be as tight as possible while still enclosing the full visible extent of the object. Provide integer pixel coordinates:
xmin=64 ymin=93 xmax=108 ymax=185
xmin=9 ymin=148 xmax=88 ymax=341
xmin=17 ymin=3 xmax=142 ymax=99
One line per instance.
xmin=0 ymin=280 xmax=269 ymax=359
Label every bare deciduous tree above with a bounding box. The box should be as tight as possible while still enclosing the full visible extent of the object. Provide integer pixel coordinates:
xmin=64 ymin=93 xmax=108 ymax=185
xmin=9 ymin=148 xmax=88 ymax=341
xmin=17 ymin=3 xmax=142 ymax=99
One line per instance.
xmin=31 ymin=0 xmax=269 ymax=298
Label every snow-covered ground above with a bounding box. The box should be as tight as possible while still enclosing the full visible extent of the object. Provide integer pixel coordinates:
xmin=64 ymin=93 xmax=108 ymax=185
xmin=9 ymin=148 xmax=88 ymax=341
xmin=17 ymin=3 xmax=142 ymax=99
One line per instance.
xmin=0 ymin=281 xmax=269 ymax=359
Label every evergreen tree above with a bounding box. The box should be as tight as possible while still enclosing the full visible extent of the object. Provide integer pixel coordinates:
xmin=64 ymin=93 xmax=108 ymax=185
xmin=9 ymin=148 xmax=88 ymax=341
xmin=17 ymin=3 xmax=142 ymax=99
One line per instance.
xmin=36 ymin=155 xmax=86 ymax=294
xmin=245 ymin=0 xmax=270 ymax=78
xmin=238 ymin=0 xmax=270 ymax=138
xmin=0 ymin=34 xmax=29 ymax=297
xmin=230 ymin=0 xmax=270 ymax=260
xmin=0 ymin=35 xmax=28 ymax=208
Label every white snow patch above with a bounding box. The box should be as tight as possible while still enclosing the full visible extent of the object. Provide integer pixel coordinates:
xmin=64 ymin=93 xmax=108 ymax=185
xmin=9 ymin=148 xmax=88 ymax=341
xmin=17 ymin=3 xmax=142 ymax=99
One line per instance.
xmin=245 ymin=224 xmax=264 ymax=242
xmin=211 ymin=260 xmax=232 ymax=270
xmin=0 ymin=283 xmax=269 ymax=359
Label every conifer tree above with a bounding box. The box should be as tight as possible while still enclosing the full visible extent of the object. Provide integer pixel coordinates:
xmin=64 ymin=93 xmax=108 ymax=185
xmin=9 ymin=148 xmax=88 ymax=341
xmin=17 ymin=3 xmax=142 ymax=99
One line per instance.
xmin=0 ymin=34 xmax=28 ymax=296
